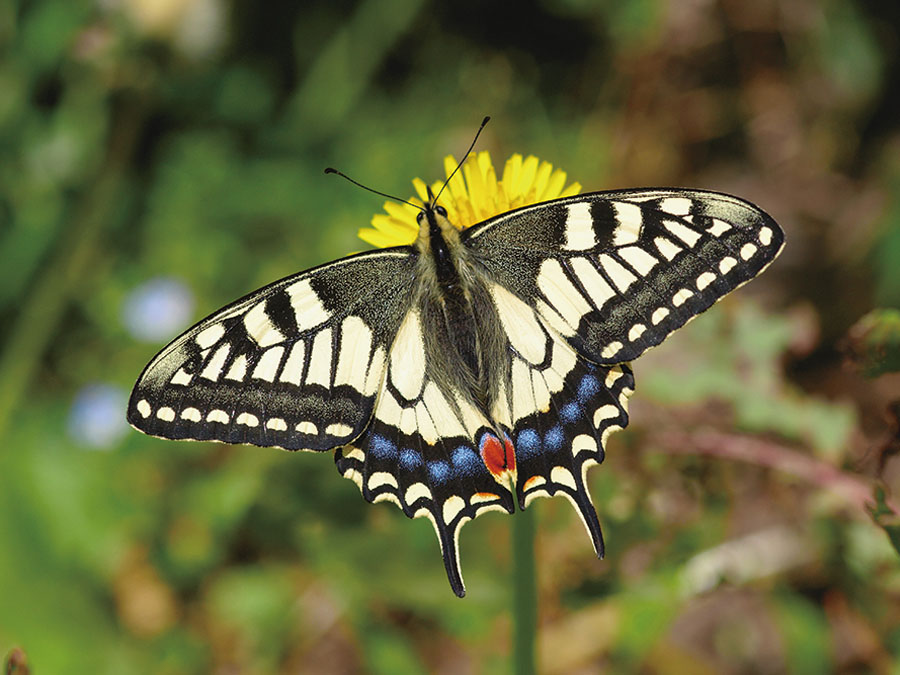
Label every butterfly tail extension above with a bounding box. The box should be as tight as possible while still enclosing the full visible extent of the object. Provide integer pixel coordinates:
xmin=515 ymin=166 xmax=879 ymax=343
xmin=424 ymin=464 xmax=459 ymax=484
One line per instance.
xmin=512 ymin=357 xmax=634 ymax=559
xmin=335 ymin=411 xmax=515 ymax=596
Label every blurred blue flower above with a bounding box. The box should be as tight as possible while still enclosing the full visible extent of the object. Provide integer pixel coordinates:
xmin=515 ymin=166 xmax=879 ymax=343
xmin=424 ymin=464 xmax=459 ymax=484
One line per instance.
xmin=122 ymin=277 xmax=195 ymax=342
xmin=68 ymin=384 xmax=130 ymax=449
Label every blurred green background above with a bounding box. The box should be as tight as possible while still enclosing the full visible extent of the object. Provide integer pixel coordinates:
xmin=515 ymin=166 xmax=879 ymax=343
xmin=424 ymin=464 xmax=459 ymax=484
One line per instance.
xmin=2 ymin=0 xmax=900 ymax=672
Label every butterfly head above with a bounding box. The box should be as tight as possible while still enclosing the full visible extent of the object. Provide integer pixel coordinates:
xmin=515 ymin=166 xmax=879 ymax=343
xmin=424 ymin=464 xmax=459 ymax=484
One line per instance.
xmin=416 ymin=185 xmax=455 ymax=241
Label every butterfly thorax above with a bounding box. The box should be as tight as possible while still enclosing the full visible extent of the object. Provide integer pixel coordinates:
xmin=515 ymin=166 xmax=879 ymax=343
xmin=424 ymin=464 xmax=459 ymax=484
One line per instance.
xmin=414 ymin=204 xmax=503 ymax=412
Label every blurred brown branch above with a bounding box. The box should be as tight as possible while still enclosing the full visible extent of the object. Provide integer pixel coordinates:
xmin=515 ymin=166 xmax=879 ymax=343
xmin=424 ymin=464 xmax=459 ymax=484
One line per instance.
xmin=651 ymin=430 xmax=896 ymax=515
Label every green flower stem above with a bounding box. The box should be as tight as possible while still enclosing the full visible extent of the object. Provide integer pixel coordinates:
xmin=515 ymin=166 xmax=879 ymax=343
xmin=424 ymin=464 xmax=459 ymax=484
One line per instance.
xmin=512 ymin=506 xmax=537 ymax=675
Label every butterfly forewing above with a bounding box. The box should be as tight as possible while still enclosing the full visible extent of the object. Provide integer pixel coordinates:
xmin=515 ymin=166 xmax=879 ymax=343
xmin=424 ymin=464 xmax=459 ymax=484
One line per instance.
xmin=463 ymin=189 xmax=784 ymax=365
xmin=128 ymin=248 xmax=415 ymax=451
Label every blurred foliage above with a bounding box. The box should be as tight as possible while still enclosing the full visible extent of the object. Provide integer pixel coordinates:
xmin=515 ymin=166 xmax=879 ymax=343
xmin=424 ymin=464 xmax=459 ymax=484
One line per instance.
xmin=1 ymin=0 xmax=900 ymax=673
xmin=845 ymin=309 xmax=900 ymax=378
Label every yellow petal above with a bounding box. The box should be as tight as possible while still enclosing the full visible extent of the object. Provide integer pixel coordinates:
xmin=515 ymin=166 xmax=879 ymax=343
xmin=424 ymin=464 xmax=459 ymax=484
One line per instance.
xmin=363 ymin=151 xmax=582 ymax=247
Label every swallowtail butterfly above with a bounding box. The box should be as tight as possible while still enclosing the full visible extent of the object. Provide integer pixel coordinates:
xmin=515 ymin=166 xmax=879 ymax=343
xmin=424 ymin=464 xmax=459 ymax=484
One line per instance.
xmin=129 ymin=147 xmax=784 ymax=597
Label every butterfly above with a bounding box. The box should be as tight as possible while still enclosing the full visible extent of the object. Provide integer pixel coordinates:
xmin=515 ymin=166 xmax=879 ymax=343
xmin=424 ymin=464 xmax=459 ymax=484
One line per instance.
xmin=128 ymin=146 xmax=784 ymax=597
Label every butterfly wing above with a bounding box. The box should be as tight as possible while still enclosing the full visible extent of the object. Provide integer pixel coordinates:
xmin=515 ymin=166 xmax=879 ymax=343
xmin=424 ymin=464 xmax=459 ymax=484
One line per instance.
xmin=334 ymin=305 xmax=517 ymax=597
xmin=465 ymin=189 xmax=782 ymax=563
xmin=128 ymin=248 xmax=416 ymax=451
xmin=463 ymin=189 xmax=785 ymax=364
xmin=484 ymin=280 xmax=633 ymax=558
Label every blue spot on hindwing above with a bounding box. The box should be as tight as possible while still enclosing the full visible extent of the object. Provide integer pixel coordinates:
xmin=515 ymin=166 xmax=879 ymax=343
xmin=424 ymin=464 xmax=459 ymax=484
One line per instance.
xmin=428 ymin=460 xmax=451 ymax=484
xmin=578 ymin=374 xmax=600 ymax=402
xmin=517 ymin=428 xmax=541 ymax=459
xmin=451 ymin=445 xmax=481 ymax=477
xmin=560 ymin=402 xmax=581 ymax=423
xmin=369 ymin=434 xmax=398 ymax=460
xmin=399 ymin=448 xmax=422 ymax=471
xmin=544 ymin=425 xmax=565 ymax=451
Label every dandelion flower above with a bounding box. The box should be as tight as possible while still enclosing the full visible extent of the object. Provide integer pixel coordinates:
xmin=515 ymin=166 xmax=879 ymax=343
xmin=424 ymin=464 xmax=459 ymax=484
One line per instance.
xmin=358 ymin=152 xmax=582 ymax=248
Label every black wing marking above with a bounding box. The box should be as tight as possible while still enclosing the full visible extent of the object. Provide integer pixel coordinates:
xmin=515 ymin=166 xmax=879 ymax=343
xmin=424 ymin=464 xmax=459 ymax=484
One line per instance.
xmin=128 ymin=248 xmax=416 ymax=451
xmin=463 ymin=189 xmax=784 ymax=364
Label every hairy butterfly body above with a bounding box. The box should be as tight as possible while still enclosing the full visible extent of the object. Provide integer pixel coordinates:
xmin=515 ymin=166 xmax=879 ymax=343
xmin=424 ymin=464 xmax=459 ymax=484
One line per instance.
xmin=129 ymin=183 xmax=784 ymax=597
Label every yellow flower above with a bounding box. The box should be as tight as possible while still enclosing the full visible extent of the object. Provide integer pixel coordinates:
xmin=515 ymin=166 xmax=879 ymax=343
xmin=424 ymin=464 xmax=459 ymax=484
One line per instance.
xmin=358 ymin=151 xmax=582 ymax=248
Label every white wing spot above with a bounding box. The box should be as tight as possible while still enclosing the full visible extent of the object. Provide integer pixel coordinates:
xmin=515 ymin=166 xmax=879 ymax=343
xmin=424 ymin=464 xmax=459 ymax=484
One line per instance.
xmin=200 ymin=344 xmax=230 ymax=381
xmin=266 ymin=417 xmax=287 ymax=431
xmin=492 ymin=284 xmax=547 ymax=365
xmin=390 ymin=311 xmax=426 ymax=400
xmin=180 ymin=407 xmax=201 ymax=422
xmin=601 ymin=341 xmax=623 ymax=359
xmin=612 ymin=201 xmax=643 ymax=245
xmin=415 ymin=401 xmax=438 ymax=445
xmin=399 ymin=406 xmax=417 ymax=435
xmin=618 ymin=246 xmax=659 ymax=276
xmin=673 ymin=288 xmax=694 ymax=306
xmin=368 ymin=472 xmax=398 ymax=491
xmin=285 ymin=279 xmax=331 ymax=331
xmin=156 ymin=406 xmax=175 ymax=422
xmin=659 ymin=197 xmax=692 ymax=216
xmin=535 ymin=299 xmax=576 ymax=337
xmin=344 ymin=447 xmax=365 ymax=462
xmin=405 ymin=482 xmax=432 ymax=505
xmin=423 ymin=383 xmax=467 ymax=438
xmin=593 ymin=405 xmax=620 ymax=427
xmin=244 ymin=301 xmax=285 ymax=347
xmin=443 ymin=495 xmax=466 ymax=524
xmin=664 ymin=219 xmax=702 ymax=247
xmin=719 ymin=256 xmax=738 ymax=275
xmin=605 ymin=368 xmax=625 ymax=388
xmin=741 ymin=242 xmax=758 ymax=260
xmin=280 ymin=341 xmax=306 ymax=386
xmin=136 ymin=399 xmax=151 ymax=418
xmin=325 ymin=423 xmax=353 ymax=437
xmin=296 ymin=421 xmax=318 ymax=435
xmin=170 ymin=368 xmax=193 ymax=386
xmin=225 ymin=354 xmax=248 ymax=381
xmin=651 ymin=307 xmax=670 ymax=325
xmin=572 ymin=434 xmax=599 ymax=457
xmin=628 ymin=323 xmax=646 ymax=341
xmin=654 ymin=236 xmax=683 ymax=261
xmin=252 ymin=346 xmax=285 ymax=382
xmin=707 ymin=219 xmax=732 ymax=237
xmin=364 ymin=346 xmax=386 ymax=396
xmin=569 ymin=258 xmax=617 ymax=311
xmin=550 ymin=466 xmax=577 ymax=490
xmin=537 ymin=259 xmax=592 ymax=329
xmin=236 ymin=412 xmax=259 ymax=427
xmin=334 ymin=315 xmax=373 ymax=393
xmin=696 ymin=272 xmax=716 ymax=290
xmin=563 ymin=202 xmax=596 ymax=250
xmin=306 ymin=328 xmax=333 ymax=387
xmin=510 ymin=358 xmax=537 ymax=422
xmin=599 ymin=254 xmax=638 ymax=292
xmin=759 ymin=226 xmax=773 ymax=246
xmin=206 ymin=409 xmax=229 ymax=424
xmin=195 ymin=324 xmax=225 ymax=349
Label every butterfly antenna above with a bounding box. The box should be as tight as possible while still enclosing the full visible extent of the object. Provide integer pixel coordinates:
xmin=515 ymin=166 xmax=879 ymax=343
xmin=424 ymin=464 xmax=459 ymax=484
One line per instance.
xmin=324 ymin=167 xmax=424 ymax=211
xmin=433 ymin=116 xmax=491 ymax=206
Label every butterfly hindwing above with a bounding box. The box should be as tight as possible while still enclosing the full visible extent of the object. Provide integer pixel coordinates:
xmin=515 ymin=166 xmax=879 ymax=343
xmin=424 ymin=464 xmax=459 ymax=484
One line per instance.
xmin=463 ymin=189 xmax=785 ymax=365
xmin=485 ymin=280 xmax=634 ymax=557
xmin=128 ymin=248 xmax=416 ymax=451
xmin=335 ymin=305 xmax=516 ymax=597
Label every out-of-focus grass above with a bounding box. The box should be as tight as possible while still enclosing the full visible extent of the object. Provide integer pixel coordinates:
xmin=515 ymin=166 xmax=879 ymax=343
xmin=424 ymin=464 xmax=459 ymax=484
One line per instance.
xmin=1 ymin=0 xmax=900 ymax=673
